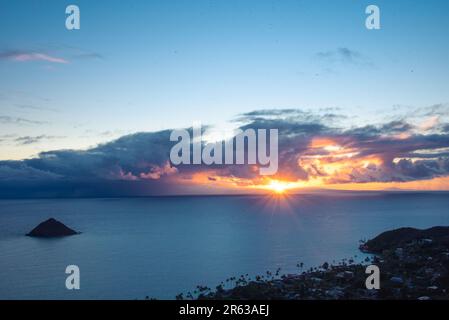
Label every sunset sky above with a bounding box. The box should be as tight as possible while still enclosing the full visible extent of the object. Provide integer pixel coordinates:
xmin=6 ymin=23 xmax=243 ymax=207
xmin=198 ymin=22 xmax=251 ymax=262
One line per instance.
xmin=0 ymin=0 xmax=449 ymax=196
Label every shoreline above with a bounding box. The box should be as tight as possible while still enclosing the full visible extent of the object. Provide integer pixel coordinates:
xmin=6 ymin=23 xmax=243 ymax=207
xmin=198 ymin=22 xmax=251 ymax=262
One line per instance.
xmin=174 ymin=226 xmax=449 ymax=300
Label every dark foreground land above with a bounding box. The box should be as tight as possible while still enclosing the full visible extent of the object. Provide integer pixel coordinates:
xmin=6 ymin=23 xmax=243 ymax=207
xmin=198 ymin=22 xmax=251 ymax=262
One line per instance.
xmin=183 ymin=227 xmax=449 ymax=300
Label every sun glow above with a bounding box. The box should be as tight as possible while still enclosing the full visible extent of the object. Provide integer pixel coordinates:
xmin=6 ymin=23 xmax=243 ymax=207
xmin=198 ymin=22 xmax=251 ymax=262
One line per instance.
xmin=265 ymin=180 xmax=296 ymax=194
xmin=183 ymin=135 xmax=449 ymax=193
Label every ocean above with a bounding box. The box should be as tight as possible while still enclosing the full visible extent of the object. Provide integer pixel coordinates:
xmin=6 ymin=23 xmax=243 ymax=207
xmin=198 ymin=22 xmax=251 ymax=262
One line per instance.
xmin=1 ymin=192 xmax=448 ymax=299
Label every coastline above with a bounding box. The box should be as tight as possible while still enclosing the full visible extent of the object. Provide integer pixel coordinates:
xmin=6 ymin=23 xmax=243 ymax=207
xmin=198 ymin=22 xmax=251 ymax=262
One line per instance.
xmin=176 ymin=227 xmax=449 ymax=300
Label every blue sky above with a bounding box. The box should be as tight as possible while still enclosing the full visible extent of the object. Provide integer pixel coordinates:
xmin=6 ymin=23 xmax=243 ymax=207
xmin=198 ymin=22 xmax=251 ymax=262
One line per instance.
xmin=1 ymin=0 xmax=449 ymax=160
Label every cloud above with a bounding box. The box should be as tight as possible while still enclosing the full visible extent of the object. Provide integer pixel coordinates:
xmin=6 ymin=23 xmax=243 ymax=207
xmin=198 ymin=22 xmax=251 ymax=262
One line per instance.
xmin=419 ymin=116 xmax=440 ymax=132
xmin=0 ymin=50 xmax=68 ymax=64
xmin=45 ymin=43 xmax=104 ymax=60
xmin=0 ymin=116 xmax=48 ymax=125
xmin=15 ymin=104 xmax=59 ymax=112
xmin=0 ymin=108 xmax=448 ymax=197
xmin=14 ymin=135 xmax=65 ymax=145
xmin=72 ymin=52 xmax=104 ymax=60
xmin=316 ymin=47 xmax=372 ymax=67
xmin=420 ymin=104 xmax=449 ymax=117
xmin=235 ymin=108 xmax=346 ymax=126
xmin=0 ymin=45 xmax=103 ymax=66
xmin=442 ymin=124 xmax=449 ymax=133
xmin=0 ymin=163 xmax=62 ymax=181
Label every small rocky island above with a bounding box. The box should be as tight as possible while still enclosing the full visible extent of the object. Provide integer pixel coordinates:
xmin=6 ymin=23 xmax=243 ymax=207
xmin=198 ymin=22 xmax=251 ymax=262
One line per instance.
xmin=179 ymin=226 xmax=449 ymax=300
xmin=26 ymin=218 xmax=79 ymax=238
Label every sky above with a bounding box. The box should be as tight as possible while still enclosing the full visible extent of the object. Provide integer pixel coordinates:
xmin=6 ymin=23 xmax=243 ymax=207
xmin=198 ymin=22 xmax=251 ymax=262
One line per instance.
xmin=0 ymin=0 xmax=449 ymax=196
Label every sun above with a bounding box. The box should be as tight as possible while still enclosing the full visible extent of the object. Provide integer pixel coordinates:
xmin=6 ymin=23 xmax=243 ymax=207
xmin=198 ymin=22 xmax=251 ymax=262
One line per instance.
xmin=253 ymin=179 xmax=301 ymax=194
xmin=266 ymin=180 xmax=289 ymax=194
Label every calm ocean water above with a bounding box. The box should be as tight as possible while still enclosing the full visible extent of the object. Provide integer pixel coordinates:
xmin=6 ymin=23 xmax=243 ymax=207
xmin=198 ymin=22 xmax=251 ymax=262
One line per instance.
xmin=1 ymin=192 xmax=448 ymax=299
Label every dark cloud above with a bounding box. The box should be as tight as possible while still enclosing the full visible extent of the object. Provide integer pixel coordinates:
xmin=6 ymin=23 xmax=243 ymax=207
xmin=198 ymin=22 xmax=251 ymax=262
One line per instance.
xmin=442 ymin=124 xmax=449 ymax=133
xmin=236 ymin=108 xmax=346 ymax=126
xmin=15 ymin=130 xmax=174 ymax=181
xmin=346 ymin=120 xmax=414 ymax=138
xmin=0 ymin=162 xmax=62 ymax=181
xmin=0 ymin=109 xmax=449 ymax=197
xmin=381 ymin=121 xmax=414 ymax=133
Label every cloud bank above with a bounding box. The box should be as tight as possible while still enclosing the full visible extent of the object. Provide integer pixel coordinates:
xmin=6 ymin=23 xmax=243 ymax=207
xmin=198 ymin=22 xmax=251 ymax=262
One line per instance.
xmin=1 ymin=107 xmax=449 ymax=197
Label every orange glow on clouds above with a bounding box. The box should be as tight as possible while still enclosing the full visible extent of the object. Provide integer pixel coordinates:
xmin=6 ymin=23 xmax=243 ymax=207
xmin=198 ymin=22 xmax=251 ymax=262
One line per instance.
xmin=174 ymin=138 xmax=449 ymax=193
